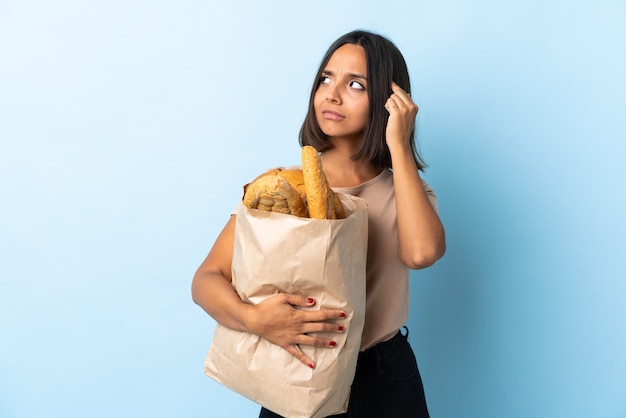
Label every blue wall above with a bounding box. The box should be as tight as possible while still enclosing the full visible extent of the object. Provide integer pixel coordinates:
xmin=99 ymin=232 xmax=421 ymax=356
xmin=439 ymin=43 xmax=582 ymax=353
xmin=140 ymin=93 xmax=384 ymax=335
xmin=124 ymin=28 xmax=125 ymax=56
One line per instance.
xmin=1 ymin=1 xmax=625 ymax=417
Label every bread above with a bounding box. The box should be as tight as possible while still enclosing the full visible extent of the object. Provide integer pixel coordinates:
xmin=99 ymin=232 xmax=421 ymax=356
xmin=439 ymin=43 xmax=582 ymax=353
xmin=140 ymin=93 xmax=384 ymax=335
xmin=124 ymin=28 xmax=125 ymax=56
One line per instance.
xmin=304 ymin=146 xmax=345 ymax=219
xmin=276 ymin=169 xmax=307 ymax=202
xmin=247 ymin=169 xmax=306 ymax=200
xmin=332 ymin=190 xmax=346 ymax=219
xmin=242 ymin=174 xmax=309 ymax=217
xmin=242 ymin=146 xmax=345 ymax=219
xmin=301 ymin=146 xmax=345 ymax=219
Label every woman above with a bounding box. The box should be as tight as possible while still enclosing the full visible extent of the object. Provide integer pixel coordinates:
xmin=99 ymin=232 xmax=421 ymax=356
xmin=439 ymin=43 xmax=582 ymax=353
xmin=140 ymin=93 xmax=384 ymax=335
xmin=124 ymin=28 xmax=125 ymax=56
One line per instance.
xmin=192 ymin=29 xmax=446 ymax=417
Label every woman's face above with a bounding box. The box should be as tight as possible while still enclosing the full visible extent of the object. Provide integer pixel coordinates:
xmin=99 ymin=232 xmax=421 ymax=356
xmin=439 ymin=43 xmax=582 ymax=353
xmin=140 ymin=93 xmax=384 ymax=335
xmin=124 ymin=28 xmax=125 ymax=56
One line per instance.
xmin=314 ymin=44 xmax=369 ymax=143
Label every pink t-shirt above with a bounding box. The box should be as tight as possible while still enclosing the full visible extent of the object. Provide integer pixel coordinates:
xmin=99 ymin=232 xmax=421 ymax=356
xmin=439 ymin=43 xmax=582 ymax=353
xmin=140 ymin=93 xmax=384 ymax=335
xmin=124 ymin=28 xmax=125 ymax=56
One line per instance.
xmin=333 ymin=169 xmax=438 ymax=350
xmin=237 ymin=166 xmax=438 ymax=350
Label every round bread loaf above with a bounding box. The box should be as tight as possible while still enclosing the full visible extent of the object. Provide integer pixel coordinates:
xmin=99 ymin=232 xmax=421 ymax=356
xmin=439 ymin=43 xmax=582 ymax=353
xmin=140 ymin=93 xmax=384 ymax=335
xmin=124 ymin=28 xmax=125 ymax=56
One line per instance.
xmin=242 ymin=174 xmax=308 ymax=217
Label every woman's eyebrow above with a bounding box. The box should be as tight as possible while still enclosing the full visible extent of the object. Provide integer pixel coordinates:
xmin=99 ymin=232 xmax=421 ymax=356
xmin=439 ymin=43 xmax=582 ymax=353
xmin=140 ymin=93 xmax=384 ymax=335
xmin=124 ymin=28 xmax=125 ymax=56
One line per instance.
xmin=322 ymin=69 xmax=368 ymax=80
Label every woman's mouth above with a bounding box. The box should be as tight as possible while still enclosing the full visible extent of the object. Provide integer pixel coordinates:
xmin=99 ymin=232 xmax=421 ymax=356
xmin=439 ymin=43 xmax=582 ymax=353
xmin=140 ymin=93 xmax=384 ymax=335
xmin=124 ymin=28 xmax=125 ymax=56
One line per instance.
xmin=322 ymin=110 xmax=345 ymax=121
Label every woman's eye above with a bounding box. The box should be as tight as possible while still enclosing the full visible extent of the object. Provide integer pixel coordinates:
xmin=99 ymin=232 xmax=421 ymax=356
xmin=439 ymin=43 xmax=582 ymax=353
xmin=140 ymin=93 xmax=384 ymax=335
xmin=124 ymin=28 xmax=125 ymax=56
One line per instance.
xmin=320 ymin=76 xmax=331 ymax=84
xmin=350 ymin=81 xmax=365 ymax=90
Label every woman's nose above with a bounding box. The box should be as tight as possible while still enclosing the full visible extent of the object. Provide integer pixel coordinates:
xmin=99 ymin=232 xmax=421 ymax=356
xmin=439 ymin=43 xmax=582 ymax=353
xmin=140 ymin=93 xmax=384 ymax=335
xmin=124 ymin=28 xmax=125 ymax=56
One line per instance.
xmin=326 ymin=85 xmax=341 ymax=103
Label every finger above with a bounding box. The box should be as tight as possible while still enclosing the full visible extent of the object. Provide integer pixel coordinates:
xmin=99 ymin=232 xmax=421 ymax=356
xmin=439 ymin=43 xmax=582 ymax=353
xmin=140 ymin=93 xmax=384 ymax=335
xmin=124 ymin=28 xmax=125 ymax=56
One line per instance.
xmin=285 ymin=344 xmax=315 ymax=369
xmin=390 ymin=82 xmax=415 ymax=107
xmin=298 ymin=320 xmax=346 ymax=335
xmin=280 ymin=294 xmax=347 ymax=321
xmin=296 ymin=307 xmax=347 ymax=322
xmin=297 ymin=333 xmax=340 ymax=349
xmin=387 ymin=92 xmax=417 ymax=116
xmin=281 ymin=293 xmax=316 ymax=307
xmin=391 ymin=81 xmax=407 ymax=96
xmin=385 ymin=96 xmax=400 ymax=113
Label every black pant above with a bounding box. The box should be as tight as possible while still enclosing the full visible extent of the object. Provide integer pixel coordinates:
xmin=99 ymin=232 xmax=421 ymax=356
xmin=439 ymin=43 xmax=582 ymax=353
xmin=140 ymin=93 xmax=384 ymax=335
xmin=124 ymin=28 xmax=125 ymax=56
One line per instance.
xmin=259 ymin=327 xmax=430 ymax=418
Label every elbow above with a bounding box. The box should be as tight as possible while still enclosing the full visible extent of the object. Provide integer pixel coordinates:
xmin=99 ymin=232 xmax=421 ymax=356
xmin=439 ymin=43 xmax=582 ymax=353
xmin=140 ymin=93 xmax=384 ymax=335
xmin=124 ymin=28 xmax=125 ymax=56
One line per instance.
xmin=191 ymin=270 xmax=205 ymax=306
xmin=402 ymin=250 xmax=441 ymax=270
xmin=191 ymin=276 xmax=201 ymax=306
xmin=191 ymin=288 xmax=201 ymax=306
xmin=401 ymin=238 xmax=446 ymax=270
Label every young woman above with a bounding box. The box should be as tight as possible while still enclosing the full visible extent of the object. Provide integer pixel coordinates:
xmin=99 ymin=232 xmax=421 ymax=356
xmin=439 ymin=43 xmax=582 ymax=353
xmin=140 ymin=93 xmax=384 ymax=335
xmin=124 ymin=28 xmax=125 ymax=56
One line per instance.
xmin=192 ymin=30 xmax=446 ymax=418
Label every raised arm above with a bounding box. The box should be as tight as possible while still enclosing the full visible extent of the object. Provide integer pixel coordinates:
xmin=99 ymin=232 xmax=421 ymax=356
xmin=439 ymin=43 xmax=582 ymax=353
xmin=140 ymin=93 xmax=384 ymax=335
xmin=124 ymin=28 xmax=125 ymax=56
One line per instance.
xmin=191 ymin=215 xmax=346 ymax=368
xmin=384 ymin=82 xmax=446 ymax=269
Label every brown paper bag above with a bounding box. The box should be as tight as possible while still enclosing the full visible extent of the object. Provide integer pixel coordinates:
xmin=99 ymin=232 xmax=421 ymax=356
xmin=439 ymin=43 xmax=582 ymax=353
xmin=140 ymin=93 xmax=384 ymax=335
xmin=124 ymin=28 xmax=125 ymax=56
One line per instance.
xmin=204 ymin=193 xmax=368 ymax=418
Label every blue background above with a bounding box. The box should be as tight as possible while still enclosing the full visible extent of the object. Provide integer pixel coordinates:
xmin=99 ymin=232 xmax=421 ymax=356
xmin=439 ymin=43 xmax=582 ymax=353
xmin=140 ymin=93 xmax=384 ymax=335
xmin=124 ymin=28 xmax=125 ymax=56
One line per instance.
xmin=1 ymin=1 xmax=625 ymax=417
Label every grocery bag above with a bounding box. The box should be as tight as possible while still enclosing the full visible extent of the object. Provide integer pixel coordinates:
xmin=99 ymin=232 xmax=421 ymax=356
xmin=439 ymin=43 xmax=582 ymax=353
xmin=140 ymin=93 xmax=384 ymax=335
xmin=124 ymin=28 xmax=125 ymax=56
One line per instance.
xmin=204 ymin=193 xmax=368 ymax=418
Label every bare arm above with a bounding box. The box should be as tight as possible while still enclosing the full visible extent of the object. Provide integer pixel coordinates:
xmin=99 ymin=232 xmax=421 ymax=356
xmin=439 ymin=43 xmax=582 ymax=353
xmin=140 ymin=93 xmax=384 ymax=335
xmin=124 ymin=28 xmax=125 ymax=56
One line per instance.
xmin=385 ymin=82 xmax=446 ymax=269
xmin=191 ymin=215 xmax=347 ymax=368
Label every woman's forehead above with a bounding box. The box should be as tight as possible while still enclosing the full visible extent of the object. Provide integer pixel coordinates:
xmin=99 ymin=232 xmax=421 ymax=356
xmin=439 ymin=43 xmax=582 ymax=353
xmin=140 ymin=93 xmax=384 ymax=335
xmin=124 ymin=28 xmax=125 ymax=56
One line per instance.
xmin=324 ymin=44 xmax=367 ymax=77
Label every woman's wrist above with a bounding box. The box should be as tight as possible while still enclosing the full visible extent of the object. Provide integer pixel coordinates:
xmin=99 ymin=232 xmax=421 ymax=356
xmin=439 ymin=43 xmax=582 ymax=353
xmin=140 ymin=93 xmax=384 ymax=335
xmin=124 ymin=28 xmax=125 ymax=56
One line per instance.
xmin=238 ymin=302 xmax=257 ymax=334
xmin=387 ymin=141 xmax=414 ymax=165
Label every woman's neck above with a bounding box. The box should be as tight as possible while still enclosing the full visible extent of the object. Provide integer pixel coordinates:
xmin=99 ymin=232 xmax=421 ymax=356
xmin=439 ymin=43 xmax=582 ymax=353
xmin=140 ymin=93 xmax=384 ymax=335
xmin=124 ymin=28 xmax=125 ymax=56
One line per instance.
xmin=320 ymin=142 xmax=380 ymax=188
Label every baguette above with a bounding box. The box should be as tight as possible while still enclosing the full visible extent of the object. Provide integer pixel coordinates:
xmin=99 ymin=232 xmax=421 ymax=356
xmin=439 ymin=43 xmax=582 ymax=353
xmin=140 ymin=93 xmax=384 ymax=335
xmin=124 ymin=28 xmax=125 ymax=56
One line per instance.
xmin=302 ymin=145 xmax=334 ymax=219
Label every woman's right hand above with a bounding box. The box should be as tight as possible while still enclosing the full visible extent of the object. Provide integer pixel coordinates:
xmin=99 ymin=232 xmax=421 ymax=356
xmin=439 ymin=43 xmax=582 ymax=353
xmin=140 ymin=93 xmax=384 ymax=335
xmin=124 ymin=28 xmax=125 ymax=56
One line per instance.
xmin=244 ymin=293 xmax=347 ymax=369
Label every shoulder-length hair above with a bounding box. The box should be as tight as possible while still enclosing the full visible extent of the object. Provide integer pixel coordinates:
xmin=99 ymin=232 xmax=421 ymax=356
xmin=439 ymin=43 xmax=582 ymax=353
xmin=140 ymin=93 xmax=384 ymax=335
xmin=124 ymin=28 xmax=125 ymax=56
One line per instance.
xmin=299 ymin=29 xmax=427 ymax=171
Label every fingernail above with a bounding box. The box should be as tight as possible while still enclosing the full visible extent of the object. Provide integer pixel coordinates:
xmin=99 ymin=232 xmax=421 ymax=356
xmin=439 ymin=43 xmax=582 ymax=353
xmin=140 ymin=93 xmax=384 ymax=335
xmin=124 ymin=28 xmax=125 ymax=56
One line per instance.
xmin=340 ymin=312 xmax=346 ymax=318
xmin=338 ymin=325 xmax=344 ymax=331
xmin=309 ymin=363 xmax=315 ymax=369
xmin=307 ymin=298 xmax=315 ymax=304
xmin=329 ymin=341 xmax=336 ymax=347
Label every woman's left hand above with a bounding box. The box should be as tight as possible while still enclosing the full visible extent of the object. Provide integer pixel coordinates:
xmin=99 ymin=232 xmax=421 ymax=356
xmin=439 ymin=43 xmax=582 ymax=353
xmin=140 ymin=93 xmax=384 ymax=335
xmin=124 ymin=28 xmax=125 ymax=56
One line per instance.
xmin=384 ymin=82 xmax=418 ymax=148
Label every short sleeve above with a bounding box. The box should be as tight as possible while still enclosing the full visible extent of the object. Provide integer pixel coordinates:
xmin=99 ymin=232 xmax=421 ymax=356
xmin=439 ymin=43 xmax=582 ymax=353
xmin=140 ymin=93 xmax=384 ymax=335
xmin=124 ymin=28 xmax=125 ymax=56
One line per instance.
xmin=420 ymin=179 xmax=438 ymax=214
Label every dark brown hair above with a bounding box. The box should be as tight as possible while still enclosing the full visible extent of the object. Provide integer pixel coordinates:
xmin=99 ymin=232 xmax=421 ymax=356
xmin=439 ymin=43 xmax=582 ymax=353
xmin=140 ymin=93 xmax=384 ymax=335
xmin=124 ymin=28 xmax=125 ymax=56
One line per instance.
xmin=299 ymin=29 xmax=427 ymax=171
